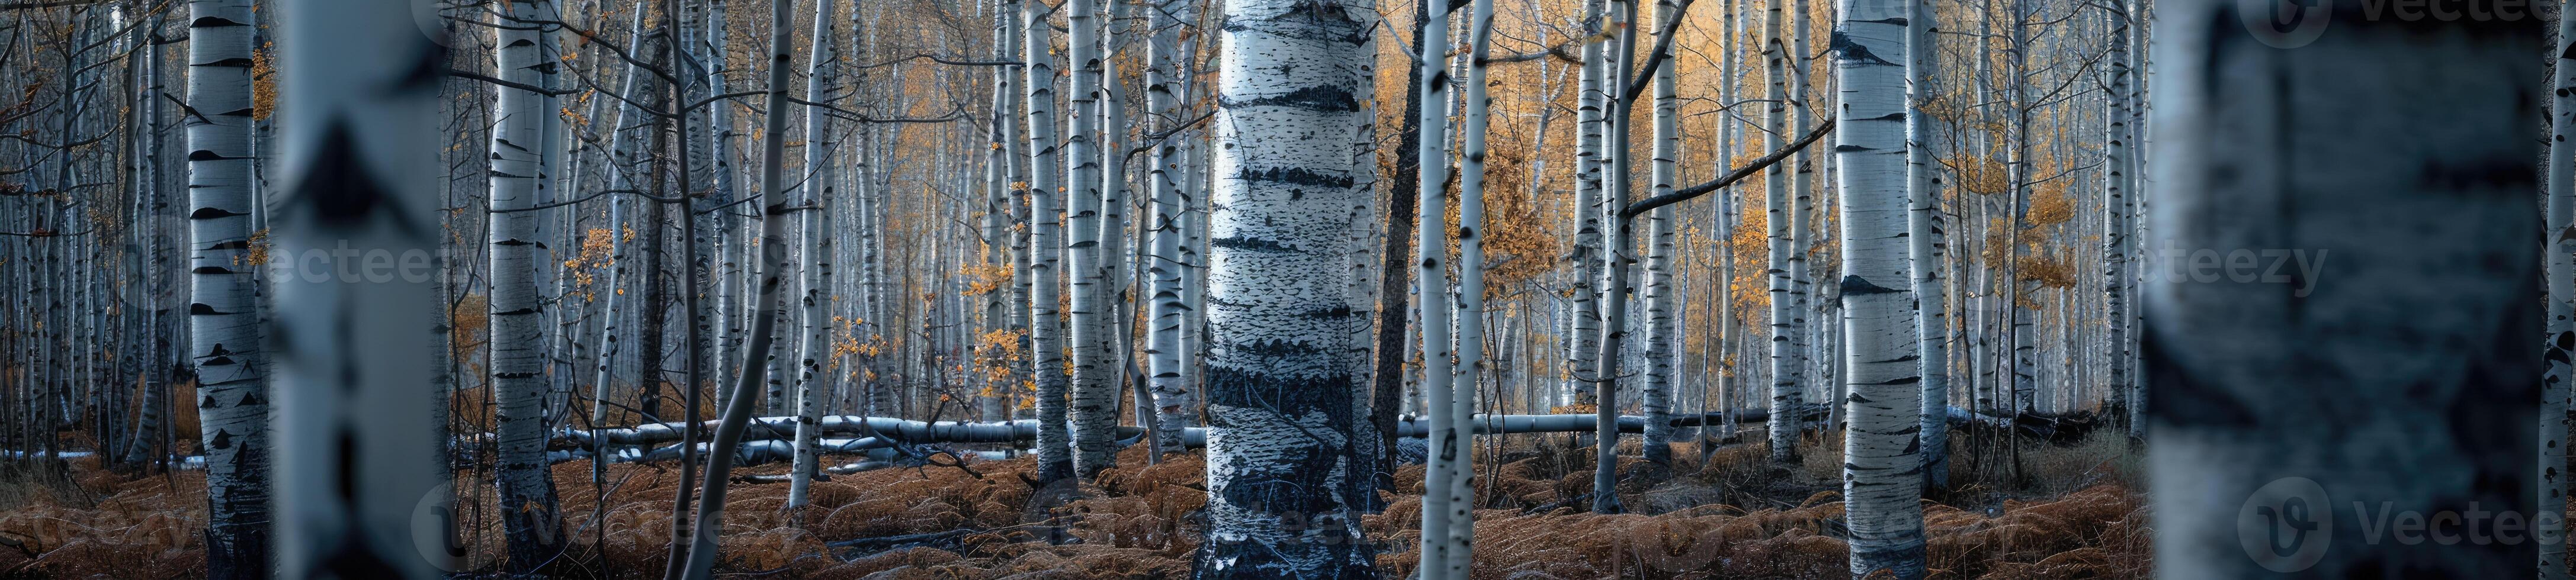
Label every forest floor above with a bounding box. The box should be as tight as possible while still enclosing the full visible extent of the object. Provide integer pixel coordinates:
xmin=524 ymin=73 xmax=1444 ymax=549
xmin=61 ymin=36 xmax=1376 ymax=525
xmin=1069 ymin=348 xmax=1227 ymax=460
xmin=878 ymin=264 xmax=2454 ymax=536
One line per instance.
xmin=0 ymin=428 xmax=2157 ymax=579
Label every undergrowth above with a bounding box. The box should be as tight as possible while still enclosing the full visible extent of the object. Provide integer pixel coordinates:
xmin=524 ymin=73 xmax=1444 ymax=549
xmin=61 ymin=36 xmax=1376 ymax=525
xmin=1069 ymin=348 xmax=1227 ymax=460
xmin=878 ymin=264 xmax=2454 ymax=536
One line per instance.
xmin=1 ymin=431 xmax=2158 ymax=579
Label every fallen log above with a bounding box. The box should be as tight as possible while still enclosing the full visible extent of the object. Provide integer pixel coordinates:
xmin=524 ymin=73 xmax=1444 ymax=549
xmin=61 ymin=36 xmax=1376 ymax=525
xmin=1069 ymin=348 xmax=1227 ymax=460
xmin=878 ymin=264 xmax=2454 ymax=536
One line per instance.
xmin=554 ymin=406 xmax=1833 ymax=450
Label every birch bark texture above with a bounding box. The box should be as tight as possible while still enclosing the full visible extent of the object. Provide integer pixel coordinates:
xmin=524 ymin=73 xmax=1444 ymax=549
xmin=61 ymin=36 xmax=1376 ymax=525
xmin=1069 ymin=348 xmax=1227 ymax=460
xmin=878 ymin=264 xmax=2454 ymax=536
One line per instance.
xmin=2546 ymin=0 xmax=2576 ymax=576
xmin=1760 ymin=0 xmax=1801 ymax=463
xmin=1436 ymin=0 xmax=1497 ymax=573
xmin=1831 ymin=0 xmax=1925 ymax=574
xmin=1024 ymin=0 xmax=1075 ymax=482
xmin=1413 ymin=0 xmax=1461 ymax=573
xmin=2145 ymin=6 xmax=2539 ymax=578
xmin=270 ymin=0 xmax=447 ymax=575
xmin=790 ymin=0 xmax=842 ymax=511
xmin=1194 ymin=0 xmax=1379 ymax=572
xmin=1638 ymin=0 xmax=1682 ymax=467
xmin=2100 ymin=0 xmax=2135 ymax=437
xmin=1903 ymin=0 xmax=1949 ymax=495
xmin=1067 ymin=0 xmax=1117 ymax=479
xmin=184 ymin=0 xmax=269 ymax=574
xmin=487 ymin=0 xmax=567 ymax=568
xmin=1144 ymin=0 xmax=1195 ymax=456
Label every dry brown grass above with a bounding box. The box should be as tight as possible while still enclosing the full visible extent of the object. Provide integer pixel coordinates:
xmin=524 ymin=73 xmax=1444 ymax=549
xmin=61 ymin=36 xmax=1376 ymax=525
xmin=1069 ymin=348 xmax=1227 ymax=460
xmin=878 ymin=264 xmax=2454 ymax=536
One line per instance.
xmin=2 ymin=431 xmax=2165 ymax=579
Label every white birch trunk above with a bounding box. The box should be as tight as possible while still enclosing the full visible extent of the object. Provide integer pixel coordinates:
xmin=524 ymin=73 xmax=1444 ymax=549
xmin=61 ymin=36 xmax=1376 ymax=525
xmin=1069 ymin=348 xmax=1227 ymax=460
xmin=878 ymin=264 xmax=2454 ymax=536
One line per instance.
xmin=1143 ymin=0 xmax=1193 ymax=456
xmin=269 ymin=1 xmax=447 ymax=575
xmin=1439 ymin=0 xmax=1497 ymax=572
xmin=1414 ymin=1 xmax=1460 ymax=573
xmin=2147 ymin=9 xmax=2539 ymax=578
xmin=710 ymin=0 xmax=743 ymax=394
xmin=983 ymin=0 xmax=1019 ymax=423
xmin=674 ymin=0 xmax=800 ymax=573
xmin=2544 ymin=2 xmax=2576 ymax=576
xmin=1197 ymin=0 xmax=1378 ymax=571
xmin=1064 ymin=0 xmax=1117 ymax=479
xmin=1024 ymin=0 xmax=1074 ymax=481
xmin=1566 ymin=0 xmax=1607 ymax=410
xmin=788 ymin=0 xmax=841 ymax=511
xmin=1589 ymin=0 xmax=1638 ymax=515
xmin=1761 ymin=0 xmax=1801 ymax=463
xmin=1904 ymin=0 xmax=1948 ymax=494
xmin=1833 ymin=0 xmax=1924 ymax=574
xmin=1637 ymin=0 xmax=1681 ymax=466
xmin=183 ymin=0 xmax=268 ymax=573
xmin=487 ymin=0 xmax=566 ymax=569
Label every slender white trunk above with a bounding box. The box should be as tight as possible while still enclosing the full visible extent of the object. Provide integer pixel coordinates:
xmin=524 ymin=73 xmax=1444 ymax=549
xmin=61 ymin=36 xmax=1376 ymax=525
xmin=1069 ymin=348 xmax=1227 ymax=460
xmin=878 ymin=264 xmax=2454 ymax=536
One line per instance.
xmin=1198 ymin=0 xmax=1378 ymax=571
xmin=1834 ymin=0 xmax=1925 ymax=573
xmin=788 ymin=0 xmax=842 ymax=511
xmin=270 ymin=2 xmax=447 ymax=576
xmin=1637 ymin=0 xmax=1681 ymax=466
xmin=1566 ymin=0 xmax=1606 ymax=409
xmin=1143 ymin=0 xmax=1192 ymax=456
xmin=1414 ymin=0 xmax=1460 ymax=573
xmin=1440 ymin=0 xmax=1496 ymax=573
xmin=982 ymin=0 xmax=1019 ymax=423
xmin=2543 ymin=2 xmax=2576 ymax=576
xmin=1024 ymin=0 xmax=1073 ymax=481
xmin=1904 ymin=0 xmax=1949 ymax=494
xmin=1760 ymin=0 xmax=1801 ymax=463
xmin=183 ymin=0 xmax=267 ymax=572
xmin=711 ymin=0 xmax=742 ymax=394
xmin=1787 ymin=0 xmax=1815 ymax=429
xmin=675 ymin=0 xmax=800 ymax=573
xmin=1589 ymin=0 xmax=1637 ymax=515
xmin=488 ymin=0 xmax=566 ymax=569
xmin=2101 ymin=0 xmax=2134 ymax=437
xmin=1064 ymin=0 xmax=1117 ymax=478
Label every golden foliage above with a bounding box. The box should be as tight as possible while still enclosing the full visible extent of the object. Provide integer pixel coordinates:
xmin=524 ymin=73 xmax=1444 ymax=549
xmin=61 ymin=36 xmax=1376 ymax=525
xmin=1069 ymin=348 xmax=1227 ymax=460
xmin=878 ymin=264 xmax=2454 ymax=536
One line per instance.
xmin=450 ymin=292 xmax=489 ymax=353
xmin=970 ymin=328 xmax=1025 ymax=391
xmin=956 ymin=255 xmax=1013 ymax=297
xmin=565 ymin=227 xmax=617 ymax=293
xmin=238 ymin=228 xmax=270 ymax=270
xmin=251 ymin=43 xmax=277 ymax=121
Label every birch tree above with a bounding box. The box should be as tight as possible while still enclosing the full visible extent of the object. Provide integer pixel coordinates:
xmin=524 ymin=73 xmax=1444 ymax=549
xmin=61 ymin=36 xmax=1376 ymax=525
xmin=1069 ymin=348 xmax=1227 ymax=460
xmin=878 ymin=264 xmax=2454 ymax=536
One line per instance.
xmin=1025 ymin=0 xmax=1074 ymax=482
xmin=1194 ymin=0 xmax=1378 ymax=571
xmin=1833 ymin=0 xmax=1925 ymax=574
xmin=2100 ymin=0 xmax=2134 ymax=436
xmin=184 ymin=0 xmax=268 ymax=573
xmin=1905 ymin=0 xmax=1949 ymax=495
xmin=270 ymin=0 xmax=447 ymax=575
xmin=1066 ymin=0 xmax=1117 ymax=479
xmin=673 ymin=0 xmax=800 ymax=572
xmin=1636 ymin=0 xmax=1682 ymax=467
xmin=1144 ymin=0 xmax=1194 ymax=455
xmin=2147 ymin=7 xmax=2539 ymax=577
xmin=790 ymin=0 xmax=842 ymax=511
xmin=1565 ymin=0 xmax=1606 ymax=410
xmin=1435 ymin=0 xmax=1497 ymax=572
xmin=487 ymin=0 xmax=567 ymax=569
xmin=1761 ymin=0 xmax=1801 ymax=463
xmin=1413 ymin=0 xmax=1461 ymax=572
